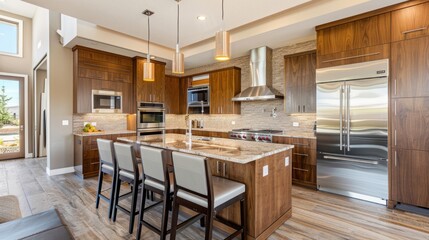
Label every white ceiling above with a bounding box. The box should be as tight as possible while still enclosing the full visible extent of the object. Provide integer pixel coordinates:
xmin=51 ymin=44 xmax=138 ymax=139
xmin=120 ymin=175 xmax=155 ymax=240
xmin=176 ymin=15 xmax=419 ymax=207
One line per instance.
xmin=0 ymin=0 xmax=37 ymax=18
xmin=22 ymin=0 xmax=311 ymax=48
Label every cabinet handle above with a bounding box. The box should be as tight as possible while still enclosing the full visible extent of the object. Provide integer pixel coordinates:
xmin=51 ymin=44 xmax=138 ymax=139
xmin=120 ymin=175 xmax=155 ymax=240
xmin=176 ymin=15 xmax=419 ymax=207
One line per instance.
xmin=216 ymin=161 xmax=220 ymax=174
xmin=298 ymin=105 xmax=300 ymax=112
xmin=394 ymin=79 xmax=397 ymax=96
xmin=322 ymin=52 xmax=381 ymax=63
xmin=395 ymin=151 xmax=397 ymax=167
xmin=303 ymin=105 xmax=305 ymax=113
xmin=222 ymin=162 xmax=227 ymax=177
xmin=394 ymin=130 xmax=397 ymax=146
xmin=402 ymin=26 xmax=427 ymax=35
xmin=394 ymin=100 xmax=397 ymax=116
xmin=293 ymin=153 xmax=309 ymax=157
xmin=293 ymin=167 xmax=309 ymax=172
xmin=221 ymin=106 xmax=223 ymax=114
xmin=293 ymin=143 xmax=310 ymax=147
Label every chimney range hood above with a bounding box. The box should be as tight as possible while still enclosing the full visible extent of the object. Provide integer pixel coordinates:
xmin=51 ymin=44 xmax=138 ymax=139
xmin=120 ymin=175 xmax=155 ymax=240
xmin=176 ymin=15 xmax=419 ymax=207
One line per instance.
xmin=232 ymin=46 xmax=284 ymax=101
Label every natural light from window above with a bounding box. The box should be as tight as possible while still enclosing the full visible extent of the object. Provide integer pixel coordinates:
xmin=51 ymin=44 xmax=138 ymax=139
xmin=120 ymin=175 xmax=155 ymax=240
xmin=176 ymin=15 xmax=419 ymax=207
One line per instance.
xmin=0 ymin=15 xmax=23 ymax=57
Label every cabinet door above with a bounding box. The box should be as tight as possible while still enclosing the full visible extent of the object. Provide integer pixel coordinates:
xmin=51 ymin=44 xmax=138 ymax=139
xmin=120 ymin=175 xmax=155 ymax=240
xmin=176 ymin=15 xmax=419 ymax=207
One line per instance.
xmin=285 ymin=54 xmax=302 ymax=113
xmin=75 ymin=78 xmax=92 ymax=113
xmin=300 ymin=52 xmax=316 ymax=113
xmin=164 ymin=75 xmax=180 ymax=114
xmin=393 ymin=98 xmax=429 ymax=151
xmin=391 ymin=2 xmax=429 ymax=42
xmin=317 ymin=13 xmax=390 ymax=56
xmin=152 ymin=63 xmax=165 ymax=103
xmin=209 ymin=72 xmax=221 ymax=114
xmin=391 ymin=37 xmax=429 ymax=98
xmin=122 ymin=82 xmax=135 ymax=114
xmin=209 ymin=69 xmax=241 ymax=114
xmin=179 ymin=77 xmax=191 ymax=114
xmin=135 ymin=58 xmax=152 ymax=102
xmin=392 ymin=149 xmax=429 ymax=208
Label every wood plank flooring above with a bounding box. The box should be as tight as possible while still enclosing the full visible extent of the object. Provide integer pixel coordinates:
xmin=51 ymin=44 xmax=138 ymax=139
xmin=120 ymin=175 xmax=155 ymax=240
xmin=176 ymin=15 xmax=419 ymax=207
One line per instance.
xmin=1 ymin=158 xmax=429 ymax=240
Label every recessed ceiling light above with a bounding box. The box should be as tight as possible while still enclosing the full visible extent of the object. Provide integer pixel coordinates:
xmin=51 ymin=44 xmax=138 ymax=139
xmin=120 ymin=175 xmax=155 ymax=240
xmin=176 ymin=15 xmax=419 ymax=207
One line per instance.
xmin=197 ymin=16 xmax=206 ymax=21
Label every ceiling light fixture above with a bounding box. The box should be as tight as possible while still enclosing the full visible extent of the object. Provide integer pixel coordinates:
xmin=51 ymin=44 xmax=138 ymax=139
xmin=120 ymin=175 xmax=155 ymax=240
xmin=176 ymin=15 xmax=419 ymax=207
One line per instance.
xmin=143 ymin=9 xmax=155 ymax=81
xmin=215 ymin=0 xmax=230 ymax=61
xmin=197 ymin=16 xmax=206 ymax=21
xmin=172 ymin=0 xmax=184 ymax=74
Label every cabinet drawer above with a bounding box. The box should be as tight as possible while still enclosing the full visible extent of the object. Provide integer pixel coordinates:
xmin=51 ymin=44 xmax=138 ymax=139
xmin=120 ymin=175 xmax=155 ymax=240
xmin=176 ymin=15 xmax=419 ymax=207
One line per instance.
xmin=317 ymin=13 xmax=390 ymax=56
xmin=391 ymin=2 xmax=429 ymax=42
xmin=83 ymin=135 xmax=111 ymax=146
xmin=292 ymin=147 xmax=316 ymax=165
xmin=82 ymin=162 xmax=100 ymax=174
xmin=273 ymin=136 xmax=316 ymax=150
xmin=317 ymin=44 xmax=390 ymax=68
xmin=292 ymin=163 xmax=316 ymax=184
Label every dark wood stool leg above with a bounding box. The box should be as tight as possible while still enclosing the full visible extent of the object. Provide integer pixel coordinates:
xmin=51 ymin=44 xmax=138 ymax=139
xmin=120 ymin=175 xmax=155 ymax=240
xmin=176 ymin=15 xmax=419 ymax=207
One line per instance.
xmin=129 ymin=181 xmax=139 ymax=234
xmin=200 ymin=216 xmax=206 ymax=227
xmin=204 ymin=210 xmax=213 ymax=240
xmin=112 ymin=178 xmax=121 ymax=222
xmin=160 ymin=191 xmax=170 ymax=240
xmin=95 ymin=168 xmax=103 ymax=209
xmin=170 ymin=199 xmax=180 ymax=240
xmin=240 ymin=197 xmax=247 ymax=240
xmin=136 ymin=188 xmax=147 ymax=240
xmin=108 ymin=172 xmax=116 ymax=219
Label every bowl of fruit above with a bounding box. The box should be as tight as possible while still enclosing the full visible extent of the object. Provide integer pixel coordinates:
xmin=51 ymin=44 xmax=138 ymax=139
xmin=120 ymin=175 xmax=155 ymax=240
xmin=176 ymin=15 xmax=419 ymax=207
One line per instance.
xmin=82 ymin=123 xmax=102 ymax=133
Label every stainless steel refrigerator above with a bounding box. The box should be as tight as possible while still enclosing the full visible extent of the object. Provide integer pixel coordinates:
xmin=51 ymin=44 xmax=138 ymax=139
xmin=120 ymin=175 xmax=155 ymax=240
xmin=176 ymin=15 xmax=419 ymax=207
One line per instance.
xmin=316 ymin=59 xmax=388 ymax=204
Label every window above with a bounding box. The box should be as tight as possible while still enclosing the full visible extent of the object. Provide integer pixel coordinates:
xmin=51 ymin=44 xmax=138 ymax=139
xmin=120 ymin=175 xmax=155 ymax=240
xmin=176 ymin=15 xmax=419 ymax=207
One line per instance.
xmin=0 ymin=15 xmax=23 ymax=57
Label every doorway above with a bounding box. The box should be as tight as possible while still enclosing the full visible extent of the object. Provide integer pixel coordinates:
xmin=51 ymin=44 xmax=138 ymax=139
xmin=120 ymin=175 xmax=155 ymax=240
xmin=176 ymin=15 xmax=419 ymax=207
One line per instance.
xmin=33 ymin=57 xmax=47 ymax=158
xmin=0 ymin=75 xmax=25 ymax=160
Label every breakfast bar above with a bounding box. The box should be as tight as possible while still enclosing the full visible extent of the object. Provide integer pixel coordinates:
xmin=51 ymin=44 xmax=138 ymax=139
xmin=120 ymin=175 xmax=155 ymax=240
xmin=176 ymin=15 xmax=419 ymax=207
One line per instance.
xmin=118 ymin=134 xmax=294 ymax=240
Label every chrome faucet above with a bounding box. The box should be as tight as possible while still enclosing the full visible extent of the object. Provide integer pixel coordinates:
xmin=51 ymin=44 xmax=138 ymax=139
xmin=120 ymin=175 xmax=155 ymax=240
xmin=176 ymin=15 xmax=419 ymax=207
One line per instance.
xmin=185 ymin=106 xmax=192 ymax=144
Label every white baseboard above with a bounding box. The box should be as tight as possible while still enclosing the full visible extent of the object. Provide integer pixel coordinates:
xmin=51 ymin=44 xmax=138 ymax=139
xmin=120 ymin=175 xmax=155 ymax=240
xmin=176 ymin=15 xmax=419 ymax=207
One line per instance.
xmin=46 ymin=166 xmax=75 ymax=176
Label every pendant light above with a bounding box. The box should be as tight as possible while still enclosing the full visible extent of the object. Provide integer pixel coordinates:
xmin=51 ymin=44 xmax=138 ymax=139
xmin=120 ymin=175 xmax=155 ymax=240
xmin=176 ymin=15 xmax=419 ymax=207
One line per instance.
xmin=215 ymin=0 xmax=230 ymax=61
xmin=143 ymin=9 xmax=155 ymax=81
xmin=172 ymin=0 xmax=185 ymax=74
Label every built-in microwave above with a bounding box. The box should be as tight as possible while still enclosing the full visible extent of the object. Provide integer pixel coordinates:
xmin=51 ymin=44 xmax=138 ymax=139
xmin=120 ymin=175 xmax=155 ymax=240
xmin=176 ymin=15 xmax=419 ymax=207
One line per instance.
xmin=187 ymin=86 xmax=210 ymax=107
xmin=137 ymin=102 xmax=165 ymax=129
xmin=92 ymin=90 xmax=122 ymax=113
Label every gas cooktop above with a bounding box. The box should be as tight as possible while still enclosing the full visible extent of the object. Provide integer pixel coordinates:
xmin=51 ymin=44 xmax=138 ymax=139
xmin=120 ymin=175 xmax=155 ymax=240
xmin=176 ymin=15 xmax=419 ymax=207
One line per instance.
xmin=229 ymin=129 xmax=283 ymax=143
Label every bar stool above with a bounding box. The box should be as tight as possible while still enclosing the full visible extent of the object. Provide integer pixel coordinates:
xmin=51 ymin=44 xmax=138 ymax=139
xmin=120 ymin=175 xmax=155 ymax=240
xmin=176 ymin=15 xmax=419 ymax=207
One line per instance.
xmin=112 ymin=142 xmax=142 ymax=234
xmin=136 ymin=146 xmax=173 ymax=240
xmin=170 ymin=152 xmax=247 ymax=240
xmin=95 ymin=139 xmax=117 ymax=219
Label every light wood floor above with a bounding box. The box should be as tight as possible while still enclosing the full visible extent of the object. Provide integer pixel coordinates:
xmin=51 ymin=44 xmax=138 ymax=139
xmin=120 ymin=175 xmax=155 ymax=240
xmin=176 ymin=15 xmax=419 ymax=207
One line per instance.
xmin=1 ymin=158 xmax=429 ymax=240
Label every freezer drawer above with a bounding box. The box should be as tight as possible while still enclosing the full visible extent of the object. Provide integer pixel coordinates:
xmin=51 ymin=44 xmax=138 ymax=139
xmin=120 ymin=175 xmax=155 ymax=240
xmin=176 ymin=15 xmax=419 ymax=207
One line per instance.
xmin=317 ymin=154 xmax=388 ymax=202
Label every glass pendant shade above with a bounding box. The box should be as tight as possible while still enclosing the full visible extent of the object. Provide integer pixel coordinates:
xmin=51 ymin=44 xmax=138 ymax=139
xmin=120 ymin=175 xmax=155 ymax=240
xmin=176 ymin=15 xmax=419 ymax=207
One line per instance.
xmin=215 ymin=30 xmax=230 ymax=61
xmin=172 ymin=50 xmax=185 ymax=74
xmin=143 ymin=59 xmax=155 ymax=82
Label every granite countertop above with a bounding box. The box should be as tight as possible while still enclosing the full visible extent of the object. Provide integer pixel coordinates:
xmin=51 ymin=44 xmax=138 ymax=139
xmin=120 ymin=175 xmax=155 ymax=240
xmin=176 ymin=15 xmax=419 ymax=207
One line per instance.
xmin=167 ymin=128 xmax=316 ymax=139
xmin=74 ymin=130 xmax=136 ymax=137
xmin=118 ymin=134 xmax=294 ymax=164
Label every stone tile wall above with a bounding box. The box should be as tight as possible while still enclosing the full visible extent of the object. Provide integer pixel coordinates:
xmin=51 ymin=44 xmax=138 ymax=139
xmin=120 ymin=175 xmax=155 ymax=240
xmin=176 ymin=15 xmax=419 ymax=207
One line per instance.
xmin=73 ymin=114 xmax=128 ymax=133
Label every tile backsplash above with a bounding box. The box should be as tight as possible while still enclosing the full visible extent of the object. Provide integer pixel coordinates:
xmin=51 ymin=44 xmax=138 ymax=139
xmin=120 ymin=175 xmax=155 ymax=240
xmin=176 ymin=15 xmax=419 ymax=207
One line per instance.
xmin=73 ymin=114 xmax=128 ymax=133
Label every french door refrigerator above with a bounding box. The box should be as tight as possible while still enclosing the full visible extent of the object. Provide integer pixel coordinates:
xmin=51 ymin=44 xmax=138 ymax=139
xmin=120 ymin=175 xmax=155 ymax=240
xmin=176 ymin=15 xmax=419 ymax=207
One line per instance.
xmin=316 ymin=59 xmax=388 ymax=204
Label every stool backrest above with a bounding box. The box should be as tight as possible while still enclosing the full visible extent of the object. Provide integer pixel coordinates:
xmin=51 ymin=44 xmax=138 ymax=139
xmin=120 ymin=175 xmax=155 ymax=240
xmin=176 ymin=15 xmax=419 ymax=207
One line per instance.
xmin=97 ymin=139 xmax=115 ymax=166
xmin=172 ymin=152 xmax=209 ymax=196
xmin=140 ymin=146 xmax=166 ymax=182
xmin=114 ymin=142 xmax=137 ymax=174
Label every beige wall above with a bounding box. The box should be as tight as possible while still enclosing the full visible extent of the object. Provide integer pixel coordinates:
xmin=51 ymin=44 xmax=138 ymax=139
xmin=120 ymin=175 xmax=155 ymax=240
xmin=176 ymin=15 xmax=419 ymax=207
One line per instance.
xmin=0 ymin=10 xmax=34 ymax=155
xmin=47 ymin=11 xmax=74 ymax=170
xmin=32 ymin=7 xmax=49 ymax=67
xmin=166 ymin=40 xmax=317 ymax=135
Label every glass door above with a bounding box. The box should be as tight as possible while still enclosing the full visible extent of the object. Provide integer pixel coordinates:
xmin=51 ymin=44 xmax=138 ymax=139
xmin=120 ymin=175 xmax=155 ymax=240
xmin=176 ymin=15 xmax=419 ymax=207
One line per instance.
xmin=0 ymin=75 xmax=24 ymax=160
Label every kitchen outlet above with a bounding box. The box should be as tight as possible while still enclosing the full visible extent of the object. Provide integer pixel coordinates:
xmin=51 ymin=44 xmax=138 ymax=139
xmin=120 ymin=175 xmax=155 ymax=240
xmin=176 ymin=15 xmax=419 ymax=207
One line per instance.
xmin=293 ymin=122 xmax=300 ymax=127
xmin=62 ymin=120 xmax=69 ymax=126
xmin=263 ymin=165 xmax=269 ymax=177
xmin=91 ymin=122 xmax=97 ymax=126
xmin=285 ymin=156 xmax=290 ymax=166
xmin=231 ymin=121 xmax=236 ymax=125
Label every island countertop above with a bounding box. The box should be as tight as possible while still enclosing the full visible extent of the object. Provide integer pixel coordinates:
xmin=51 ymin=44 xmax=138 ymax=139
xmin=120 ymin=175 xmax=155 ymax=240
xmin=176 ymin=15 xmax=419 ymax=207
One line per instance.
xmin=117 ymin=134 xmax=294 ymax=164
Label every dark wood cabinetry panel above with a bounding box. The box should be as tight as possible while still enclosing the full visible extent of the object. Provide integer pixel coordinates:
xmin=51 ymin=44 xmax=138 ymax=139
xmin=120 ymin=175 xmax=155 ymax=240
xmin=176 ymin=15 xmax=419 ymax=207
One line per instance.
xmin=179 ymin=77 xmax=191 ymax=114
xmin=391 ymin=37 xmax=429 ymax=98
xmin=73 ymin=46 xmax=134 ymax=113
xmin=209 ymin=68 xmax=241 ymax=114
xmin=392 ymin=148 xmax=429 ymax=208
xmin=317 ymin=13 xmax=391 ymax=56
xmin=164 ymin=75 xmax=180 ymax=114
xmin=391 ymin=2 xmax=429 ymax=42
xmin=134 ymin=57 xmax=166 ymax=103
xmin=317 ymin=44 xmax=390 ymax=68
xmin=284 ymin=51 xmax=316 ymax=113
xmin=393 ymin=98 xmax=429 ymax=151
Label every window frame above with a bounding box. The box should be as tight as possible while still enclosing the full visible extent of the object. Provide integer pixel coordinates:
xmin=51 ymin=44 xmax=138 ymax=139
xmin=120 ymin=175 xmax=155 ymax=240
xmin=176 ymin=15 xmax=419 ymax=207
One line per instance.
xmin=0 ymin=15 xmax=23 ymax=58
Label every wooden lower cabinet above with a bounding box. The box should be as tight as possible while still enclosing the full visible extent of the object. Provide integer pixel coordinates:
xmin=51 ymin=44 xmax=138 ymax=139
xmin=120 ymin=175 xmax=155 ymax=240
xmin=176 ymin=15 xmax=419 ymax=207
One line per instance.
xmin=207 ymin=150 xmax=292 ymax=239
xmin=74 ymin=133 xmax=135 ymax=179
xmin=273 ymin=136 xmax=317 ymax=188
xmin=392 ymin=148 xmax=429 ymax=208
xmin=165 ymin=129 xmax=229 ymax=139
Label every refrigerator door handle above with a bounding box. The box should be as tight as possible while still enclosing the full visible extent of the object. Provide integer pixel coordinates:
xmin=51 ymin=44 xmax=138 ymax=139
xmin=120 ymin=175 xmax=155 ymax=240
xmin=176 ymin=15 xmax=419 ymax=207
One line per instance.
xmin=339 ymin=85 xmax=344 ymax=151
xmin=323 ymin=155 xmax=379 ymax=165
xmin=347 ymin=85 xmax=351 ymax=151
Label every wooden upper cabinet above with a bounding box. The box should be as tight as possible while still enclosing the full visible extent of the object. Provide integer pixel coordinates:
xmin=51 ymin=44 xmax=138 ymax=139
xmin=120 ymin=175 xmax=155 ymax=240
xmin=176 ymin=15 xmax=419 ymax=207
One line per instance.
xmin=317 ymin=13 xmax=391 ymax=56
xmin=134 ymin=57 xmax=166 ymax=103
xmin=72 ymin=46 xmax=134 ymax=114
xmin=179 ymin=77 xmax=191 ymax=114
xmin=391 ymin=36 xmax=429 ymax=98
xmin=284 ymin=51 xmax=316 ymax=114
xmin=164 ymin=75 xmax=180 ymax=114
xmin=209 ymin=68 xmax=241 ymax=114
xmin=391 ymin=2 xmax=429 ymax=42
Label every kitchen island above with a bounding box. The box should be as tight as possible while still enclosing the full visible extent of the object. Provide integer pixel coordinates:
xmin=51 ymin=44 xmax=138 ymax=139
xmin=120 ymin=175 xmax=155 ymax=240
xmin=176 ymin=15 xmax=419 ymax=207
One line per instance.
xmin=118 ymin=134 xmax=294 ymax=240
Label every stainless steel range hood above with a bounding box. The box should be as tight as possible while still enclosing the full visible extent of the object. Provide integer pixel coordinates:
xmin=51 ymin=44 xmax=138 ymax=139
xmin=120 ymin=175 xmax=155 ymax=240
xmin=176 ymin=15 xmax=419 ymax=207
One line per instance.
xmin=232 ymin=46 xmax=284 ymax=101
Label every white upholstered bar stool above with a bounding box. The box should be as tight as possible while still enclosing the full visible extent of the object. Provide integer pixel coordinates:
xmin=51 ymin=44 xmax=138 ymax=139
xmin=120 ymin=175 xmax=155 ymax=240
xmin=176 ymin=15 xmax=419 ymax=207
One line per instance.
xmin=170 ymin=152 xmax=247 ymax=240
xmin=95 ymin=139 xmax=117 ymax=219
xmin=112 ymin=142 xmax=142 ymax=234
